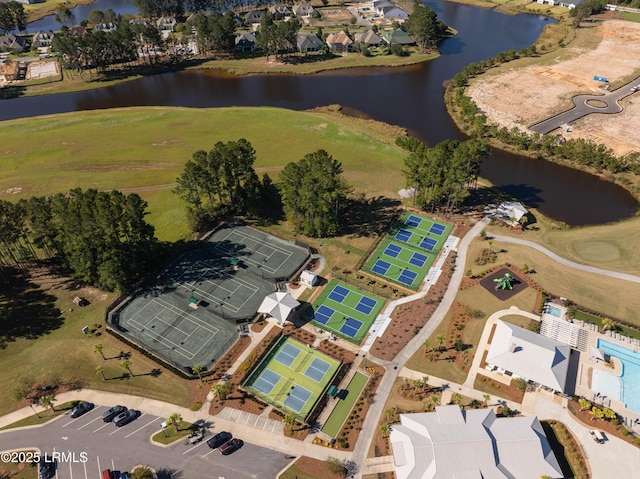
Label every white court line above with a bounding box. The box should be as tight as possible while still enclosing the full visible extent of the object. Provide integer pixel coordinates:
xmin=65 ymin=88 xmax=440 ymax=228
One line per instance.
xmin=153 ymin=297 xmax=221 ymax=335
xmin=127 ymin=299 xmax=169 ymax=329
xmin=214 ymin=230 xmax=292 ymax=274
xmin=124 ymin=417 xmax=156 ymax=438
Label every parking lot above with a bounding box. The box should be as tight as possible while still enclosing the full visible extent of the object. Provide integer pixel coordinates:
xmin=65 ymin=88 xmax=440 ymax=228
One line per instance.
xmin=0 ymin=405 xmax=290 ymax=479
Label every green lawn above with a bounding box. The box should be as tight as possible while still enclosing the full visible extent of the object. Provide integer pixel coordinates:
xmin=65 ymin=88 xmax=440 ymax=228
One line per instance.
xmin=0 ymin=107 xmax=408 ymax=243
xmin=362 ymin=212 xmax=452 ymax=290
xmin=151 ymin=420 xmax=199 ymax=444
xmin=321 ymin=372 xmax=368 ymax=438
xmin=305 ymin=280 xmax=385 ymax=344
xmin=0 ymin=401 xmax=77 ymax=431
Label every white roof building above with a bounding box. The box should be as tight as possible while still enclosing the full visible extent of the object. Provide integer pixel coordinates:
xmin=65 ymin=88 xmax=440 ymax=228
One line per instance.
xmin=495 ymin=201 xmax=528 ymax=225
xmin=390 ymin=405 xmax=563 ymax=479
xmin=487 ymin=320 xmax=571 ymax=392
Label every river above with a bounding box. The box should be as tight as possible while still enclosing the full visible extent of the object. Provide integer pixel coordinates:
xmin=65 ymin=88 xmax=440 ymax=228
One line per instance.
xmin=5 ymin=0 xmax=638 ymax=225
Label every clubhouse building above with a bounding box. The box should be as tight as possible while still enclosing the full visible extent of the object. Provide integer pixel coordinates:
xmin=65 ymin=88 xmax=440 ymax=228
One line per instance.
xmin=390 ymin=405 xmax=563 ymax=479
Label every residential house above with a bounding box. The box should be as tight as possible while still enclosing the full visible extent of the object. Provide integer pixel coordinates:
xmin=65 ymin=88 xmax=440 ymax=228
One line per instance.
xmin=292 ymin=2 xmax=319 ymax=18
xmin=68 ymin=25 xmax=88 ymax=36
xmin=156 ymin=16 xmax=177 ymax=32
xmin=325 ymin=31 xmax=352 ymax=53
xmin=244 ymin=10 xmax=265 ymax=25
xmin=296 ymin=32 xmax=324 ymax=52
xmin=235 ymin=32 xmax=256 ymax=52
xmin=382 ymin=28 xmax=414 ymax=45
xmin=0 ymin=34 xmax=25 ymax=53
xmin=268 ymin=4 xmax=292 ymax=20
xmin=381 ymin=4 xmax=409 ymax=19
xmin=390 ymin=405 xmax=563 ymax=479
xmin=354 ymin=29 xmax=382 ymax=47
xmin=486 ymin=320 xmax=572 ymax=393
xmin=94 ymin=22 xmax=118 ymax=33
xmin=129 ymin=19 xmax=149 ymax=28
xmin=32 ymin=31 xmax=55 ymax=50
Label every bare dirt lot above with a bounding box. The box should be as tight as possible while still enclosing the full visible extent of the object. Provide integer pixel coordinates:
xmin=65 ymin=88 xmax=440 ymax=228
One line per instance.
xmin=467 ymin=19 xmax=640 ymax=156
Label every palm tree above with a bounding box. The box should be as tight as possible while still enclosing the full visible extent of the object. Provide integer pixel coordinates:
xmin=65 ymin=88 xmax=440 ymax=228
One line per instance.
xmin=423 ymin=339 xmax=431 ymax=356
xmin=192 ymin=365 xmax=204 ymax=382
xmin=487 ymin=239 xmax=494 ymax=252
xmin=40 ymin=393 xmax=56 ymax=413
xmin=589 ymin=406 xmax=604 ymax=421
xmin=601 ymin=317 xmax=615 ymax=332
xmin=436 ymin=334 xmax=446 ymax=352
xmin=379 ymin=423 xmax=390 ymax=437
xmin=121 ymin=360 xmax=133 ymax=377
xmin=385 ymin=408 xmax=394 ymax=422
xmin=211 ymin=382 xmax=232 ymax=401
xmin=93 ymin=343 xmax=105 ymax=360
xmin=603 ymin=407 xmax=617 ymax=421
xmin=483 ymin=394 xmax=490 ymax=407
xmin=421 ymin=376 xmax=429 ymax=392
xmin=451 ymin=393 xmax=463 ymax=407
xmin=96 ymin=366 xmax=106 ymax=381
xmin=412 ymin=379 xmax=422 ymax=393
xmin=578 ymin=398 xmax=591 ymax=412
xmin=169 ymin=412 xmax=182 ymax=432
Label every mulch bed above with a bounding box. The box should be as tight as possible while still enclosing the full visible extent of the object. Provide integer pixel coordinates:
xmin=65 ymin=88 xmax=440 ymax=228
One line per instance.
xmin=567 ymin=399 xmax=640 ymax=448
xmin=289 ymin=456 xmax=342 ymax=479
xmin=475 ymin=373 xmax=525 ymax=404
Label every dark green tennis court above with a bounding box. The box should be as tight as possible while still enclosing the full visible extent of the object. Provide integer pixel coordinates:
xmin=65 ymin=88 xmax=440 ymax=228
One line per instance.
xmin=111 ymin=223 xmax=309 ymax=371
xmin=362 ymin=212 xmax=452 ymax=290
xmin=242 ymin=337 xmax=340 ymax=422
xmin=304 ymin=280 xmax=384 ymax=345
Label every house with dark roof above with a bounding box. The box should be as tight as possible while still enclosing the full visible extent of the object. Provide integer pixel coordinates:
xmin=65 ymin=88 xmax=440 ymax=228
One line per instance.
xmin=391 ymin=406 xmax=563 ymax=479
xmin=0 ymin=34 xmax=25 ymax=53
xmin=268 ymin=4 xmax=292 ymax=20
xmin=354 ymin=29 xmax=382 ymax=47
xmin=235 ymin=32 xmax=256 ymax=52
xmin=382 ymin=28 xmax=414 ymax=46
xmin=94 ymin=22 xmax=118 ymax=33
xmin=326 ymin=31 xmax=352 ymax=53
xmin=68 ymin=25 xmax=88 ymax=36
xmin=244 ymin=10 xmax=265 ymax=24
xmin=296 ymin=32 xmax=324 ymax=52
xmin=292 ymin=2 xmax=319 ymax=18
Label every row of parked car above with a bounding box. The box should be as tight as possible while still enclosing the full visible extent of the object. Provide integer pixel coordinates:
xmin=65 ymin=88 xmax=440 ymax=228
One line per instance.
xmin=206 ymin=430 xmax=242 ymax=455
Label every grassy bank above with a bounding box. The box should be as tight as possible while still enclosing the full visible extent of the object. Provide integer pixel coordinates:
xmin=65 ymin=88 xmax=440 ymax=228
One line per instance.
xmin=0 ymin=106 xmax=408 ymax=242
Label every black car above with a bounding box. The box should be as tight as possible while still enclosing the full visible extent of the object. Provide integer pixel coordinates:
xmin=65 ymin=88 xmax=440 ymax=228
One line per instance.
xmin=38 ymin=455 xmax=56 ymax=479
xmin=113 ymin=409 xmax=138 ymax=427
xmin=102 ymin=405 xmax=127 ymax=422
xmin=70 ymin=401 xmax=94 ymax=418
xmin=207 ymin=431 xmax=232 ymax=449
xmin=219 ymin=438 xmax=242 ymax=455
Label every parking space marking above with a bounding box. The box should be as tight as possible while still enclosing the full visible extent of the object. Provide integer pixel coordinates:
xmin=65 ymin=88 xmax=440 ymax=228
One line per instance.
xmin=93 ymin=423 xmax=109 ymax=433
xmin=96 ymin=456 xmax=101 ymax=478
xmin=68 ymin=457 xmax=73 ymax=479
xmin=108 ymin=426 xmax=124 ymax=436
xmin=78 ymin=415 xmax=103 ymax=430
xmin=183 ymin=441 xmax=207 ymax=455
xmin=201 ymin=449 xmax=216 ymax=458
xmin=124 ymin=417 xmax=157 ymax=438
xmin=62 ymin=416 xmax=80 ymax=428
xmin=83 ymin=460 xmax=87 ymax=479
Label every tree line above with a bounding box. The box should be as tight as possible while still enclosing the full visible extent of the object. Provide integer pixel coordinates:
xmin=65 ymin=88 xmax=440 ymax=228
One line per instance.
xmin=399 ymin=137 xmax=489 ymax=214
xmin=0 ymin=189 xmax=157 ymax=292
xmin=174 ymin=139 xmax=349 ymax=237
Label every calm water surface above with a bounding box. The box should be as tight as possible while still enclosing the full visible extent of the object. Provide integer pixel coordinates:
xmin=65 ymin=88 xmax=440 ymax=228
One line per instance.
xmin=6 ymin=0 xmax=638 ymax=225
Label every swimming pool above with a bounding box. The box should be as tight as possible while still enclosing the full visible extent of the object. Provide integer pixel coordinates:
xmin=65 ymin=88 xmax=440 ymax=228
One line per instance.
xmin=547 ymin=305 xmax=562 ymax=317
xmin=596 ymin=339 xmax=640 ymax=413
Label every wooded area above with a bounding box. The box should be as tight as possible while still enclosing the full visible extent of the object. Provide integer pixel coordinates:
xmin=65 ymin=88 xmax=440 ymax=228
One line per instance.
xmin=0 ymin=189 xmax=157 ymax=292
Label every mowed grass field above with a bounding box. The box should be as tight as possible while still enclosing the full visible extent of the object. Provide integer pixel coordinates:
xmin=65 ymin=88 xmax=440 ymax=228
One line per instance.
xmin=488 ymin=214 xmax=640 ymax=276
xmin=0 ymin=106 xmax=408 ymax=242
xmin=467 ymin=237 xmax=640 ymax=324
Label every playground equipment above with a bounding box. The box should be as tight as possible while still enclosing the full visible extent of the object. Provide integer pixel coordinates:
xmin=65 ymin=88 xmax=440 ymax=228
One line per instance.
xmin=494 ymin=273 xmax=515 ymax=291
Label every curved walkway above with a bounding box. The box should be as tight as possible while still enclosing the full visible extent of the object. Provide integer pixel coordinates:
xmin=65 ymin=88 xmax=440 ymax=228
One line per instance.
xmin=492 ymin=234 xmax=640 ymax=284
xmin=529 ymin=79 xmax=640 ymax=134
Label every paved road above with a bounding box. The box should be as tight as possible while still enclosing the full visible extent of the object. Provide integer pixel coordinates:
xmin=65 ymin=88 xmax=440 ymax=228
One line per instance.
xmin=491 ymin=234 xmax=640 ymax=284
xmin=529 ymin=79 xmax=640 ymax=134
xmin=0 ymin=407 xmax=290 ymax=479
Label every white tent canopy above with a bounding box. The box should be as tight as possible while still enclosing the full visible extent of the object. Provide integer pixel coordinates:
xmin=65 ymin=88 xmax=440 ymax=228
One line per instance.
xmin=257 ymin=292 xmax=300 ymax=325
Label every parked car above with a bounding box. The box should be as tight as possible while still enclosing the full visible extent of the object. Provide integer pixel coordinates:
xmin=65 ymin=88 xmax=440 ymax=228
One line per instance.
xmin=119 ymin=472 xmax=131 ymax=479
xmin=113 ymin=409 xmax=138 ymax=427
xmin=102 ymin=405 xmax=127 ymax=422
xmin=207 ymin=431 xmax=232 ymax=449
xmin=590 ymin=429 xmax=604 ymax=443
xmin=38 ymin=455 xmax=56 ymax=479
xmin=219 ymin=438 xmax=242 ymax=455
xmin=70 ymin=401 xmax=94 ymax=418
